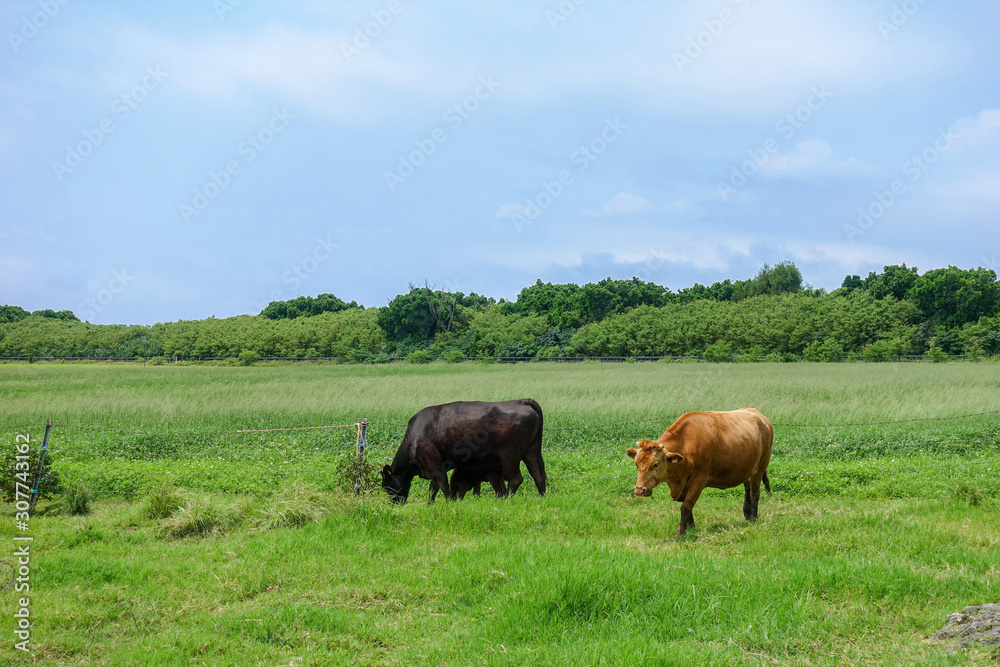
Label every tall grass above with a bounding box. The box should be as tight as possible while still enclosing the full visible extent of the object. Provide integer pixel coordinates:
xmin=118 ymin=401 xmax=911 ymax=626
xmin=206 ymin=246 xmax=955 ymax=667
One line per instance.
xmin=2 ymin=362 xmax=999 ymax=665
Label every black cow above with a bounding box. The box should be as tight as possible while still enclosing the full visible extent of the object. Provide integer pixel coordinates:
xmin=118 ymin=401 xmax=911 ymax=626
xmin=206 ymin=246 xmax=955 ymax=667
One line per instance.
xmin=381 ymin=399 xmax=546 ymax=503
xmin=429 ymin=467 xmax=506 ymax=501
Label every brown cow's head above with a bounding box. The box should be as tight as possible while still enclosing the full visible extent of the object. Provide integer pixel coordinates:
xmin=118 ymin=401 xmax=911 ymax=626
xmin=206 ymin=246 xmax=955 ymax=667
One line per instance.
xmin=626 ymin=439 xmax=685 ymax=499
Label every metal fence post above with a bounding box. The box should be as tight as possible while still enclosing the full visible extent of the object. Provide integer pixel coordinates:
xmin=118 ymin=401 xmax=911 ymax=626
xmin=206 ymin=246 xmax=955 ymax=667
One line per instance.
xmin=355 ymin=418 xmax=368 ymax=495
xmin=28 ymin=420 xmax=52 ymax=513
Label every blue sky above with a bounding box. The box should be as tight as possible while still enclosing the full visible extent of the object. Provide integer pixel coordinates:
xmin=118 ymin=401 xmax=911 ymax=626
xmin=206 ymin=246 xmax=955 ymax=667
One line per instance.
xmin=2 ymin=0 xmax=999 ymax=325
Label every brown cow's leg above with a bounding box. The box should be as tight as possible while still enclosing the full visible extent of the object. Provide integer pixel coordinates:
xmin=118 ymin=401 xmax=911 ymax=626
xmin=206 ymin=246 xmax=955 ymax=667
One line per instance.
xmin=677 ymin=484 xmax=705 ymax=536
xmin=748 ymin=477 xmax=762 ymax=521
xmin=743 ymin=481 xmax=754 ymax=521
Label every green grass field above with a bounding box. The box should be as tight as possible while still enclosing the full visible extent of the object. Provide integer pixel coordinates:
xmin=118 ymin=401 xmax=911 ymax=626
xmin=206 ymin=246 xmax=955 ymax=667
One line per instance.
xmin=2 ymin=361 xmax=999 ymax=665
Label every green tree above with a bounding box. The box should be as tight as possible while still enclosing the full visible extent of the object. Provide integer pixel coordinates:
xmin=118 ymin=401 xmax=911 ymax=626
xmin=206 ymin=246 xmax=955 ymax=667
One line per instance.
xmin=0 ymin=305 xmax=30 ymax=323
xmin=863 ymin=264 xmax=919 ymax=300
xmin=750 ymin=262 xmax=803 ymax=297
xmin=907 ymin=266 xmax=1000 ymax=328
xmin=377 ymin=285 xmax=466 ymax=342
xmin=839 ymin=275 xmax=864 ymax=294
xmin=31 ymin=308 xmax=79 ymax=321
xmin=259 ymin=293 xmax=357 ymax=319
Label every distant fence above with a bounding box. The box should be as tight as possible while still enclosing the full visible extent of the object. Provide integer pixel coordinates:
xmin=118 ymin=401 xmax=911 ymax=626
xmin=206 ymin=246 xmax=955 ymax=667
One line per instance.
xmin=0 ymin=354 xmax=982 ymax=364
xmin=6 ymin=410 xmax=999 ymax=497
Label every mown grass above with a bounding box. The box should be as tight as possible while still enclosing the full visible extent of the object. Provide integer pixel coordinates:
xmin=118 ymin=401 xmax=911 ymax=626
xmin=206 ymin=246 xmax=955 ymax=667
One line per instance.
xmin=2 ymin=361 xmax=1000 ymax=665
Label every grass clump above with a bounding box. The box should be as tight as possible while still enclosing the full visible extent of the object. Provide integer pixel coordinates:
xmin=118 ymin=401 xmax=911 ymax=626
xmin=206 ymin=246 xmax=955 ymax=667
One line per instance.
xmin=158 ymin=493 xmax=243 ymax=538
xmin=64 ymin=482 xmax=92 ymax=515
xmin=251 ymin=482 xmax=338 ymax=531
xmin=138 ymin=484 xmax=184 ymax=520
xmin=954 ymin=483 xmax=984 ymax=506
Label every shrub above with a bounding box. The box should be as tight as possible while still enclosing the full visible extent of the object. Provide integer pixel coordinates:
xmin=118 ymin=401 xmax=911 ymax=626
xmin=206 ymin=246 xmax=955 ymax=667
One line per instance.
xmin=0 ymin=450 xmax=61 ymax=503
xmin=927 ymin=342 xmax=948 ymax=363
xmin=954 ymin=483 xmax=983 ymax=506
xmin=159 ymin=494 xmax=243 ymax=538
xmin=139 ymin=485 xmax=184 ymax=520
xmin=405 ymin=349 xmax=431 ymax=364
xmin=251 ymin=483 xmax=338 ymax=531
xmin=803 ymin=338 xmax=843 ymax=362
xmin=64 ymin=483 xmax=92 ymax=515
xmin=443 ymin=349 xmax=465 ymax=363
xmin=347 ymin=348 xmax=369 ymax=363
xmin=981 ymin=330 xmax=1000 ymax=356
xmin=238 ymin=350 xmax=260 ymax=366
xmin=861 ymin=339 xmax=903 ymax=362
xmin=703 ymin=341 xmax=733 ymax=363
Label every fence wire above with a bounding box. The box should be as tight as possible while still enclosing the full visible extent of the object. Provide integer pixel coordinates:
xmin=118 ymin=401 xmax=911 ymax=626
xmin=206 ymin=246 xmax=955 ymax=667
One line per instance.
xmin=5 ymin=409 xmax=1000 ymax=490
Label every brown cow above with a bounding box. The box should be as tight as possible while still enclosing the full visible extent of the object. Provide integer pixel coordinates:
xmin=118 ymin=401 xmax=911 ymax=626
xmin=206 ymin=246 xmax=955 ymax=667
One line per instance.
xmin=627 ymin=407 xmax=773 ymax=536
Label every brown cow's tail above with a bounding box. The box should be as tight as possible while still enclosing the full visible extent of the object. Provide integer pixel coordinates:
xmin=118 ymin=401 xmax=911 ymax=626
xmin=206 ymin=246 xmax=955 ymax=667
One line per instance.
xmin=763 ymin=471 xmax=771 ymax=496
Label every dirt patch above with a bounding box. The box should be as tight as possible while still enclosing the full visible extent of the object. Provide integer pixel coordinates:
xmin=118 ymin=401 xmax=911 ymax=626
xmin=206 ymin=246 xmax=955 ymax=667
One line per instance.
xmin=932 ymin=603 xmax=1000 ymax=651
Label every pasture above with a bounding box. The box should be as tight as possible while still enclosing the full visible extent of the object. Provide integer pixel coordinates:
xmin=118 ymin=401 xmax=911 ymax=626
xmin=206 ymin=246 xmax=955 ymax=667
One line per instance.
xmin=2 ymin=361 xmax=999 ymax=665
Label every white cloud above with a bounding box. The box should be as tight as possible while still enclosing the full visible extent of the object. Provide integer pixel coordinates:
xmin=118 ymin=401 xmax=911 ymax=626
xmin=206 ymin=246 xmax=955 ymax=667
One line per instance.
xmin=583 ymin=192 xmax=654 ymax=217
xmin=105 ymin=22 xmax=456 ymax=121
xmin=92 ymin=1 xmax=956 ymax=121
xmin=954 ymin=108 xmax=1000 ymax=147
xmin=495 ymin=202 xmax=535 ymax=219
xmin=760 ymin=138 xmax=875 ymax=177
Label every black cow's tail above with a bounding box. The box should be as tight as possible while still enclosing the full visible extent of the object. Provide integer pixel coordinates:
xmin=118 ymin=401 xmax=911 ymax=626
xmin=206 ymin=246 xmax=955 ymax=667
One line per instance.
xmin=763 ymin=471 xmax=771 ymax=496
xmin=523 ymin=398 xmax=543 ymax=452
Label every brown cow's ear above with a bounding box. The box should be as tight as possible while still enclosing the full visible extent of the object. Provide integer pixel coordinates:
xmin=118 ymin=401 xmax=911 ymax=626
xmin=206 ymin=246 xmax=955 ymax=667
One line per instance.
xmin=626 ymin=448 xmax=638 ymax=459
xmin=665 ymin=453 xmax=684 ymax=464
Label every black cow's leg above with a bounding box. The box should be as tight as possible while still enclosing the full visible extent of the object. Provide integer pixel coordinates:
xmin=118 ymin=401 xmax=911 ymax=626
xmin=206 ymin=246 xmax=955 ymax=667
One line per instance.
xmin=429 ymin=478 xmax=440 ymax=502
xmin=501 ymin=460 xmax=524 ymax=496
xmin=487 ymin=473 xmax=507 ymax=497
xmin=430 ymin=470 xmax=451 ymax=502
xmin=522 ymin=450 xmax=547 ymax=496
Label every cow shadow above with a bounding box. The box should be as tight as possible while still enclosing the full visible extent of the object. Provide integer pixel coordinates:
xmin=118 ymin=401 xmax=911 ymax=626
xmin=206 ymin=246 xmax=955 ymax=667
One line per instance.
xmin=675 ymin=519 xmax=757 ymax=542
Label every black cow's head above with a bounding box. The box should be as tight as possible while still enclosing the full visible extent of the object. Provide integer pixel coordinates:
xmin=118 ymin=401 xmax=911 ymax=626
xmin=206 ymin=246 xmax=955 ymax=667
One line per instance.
xmin=380 ymin=465 xmax=411 ymax=504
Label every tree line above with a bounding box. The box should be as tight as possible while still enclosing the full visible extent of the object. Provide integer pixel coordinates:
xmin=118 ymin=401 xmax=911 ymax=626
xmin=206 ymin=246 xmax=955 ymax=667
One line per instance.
xmin=2 ymin=263 xmax=999 ymax=362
